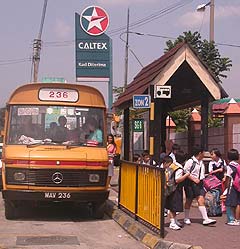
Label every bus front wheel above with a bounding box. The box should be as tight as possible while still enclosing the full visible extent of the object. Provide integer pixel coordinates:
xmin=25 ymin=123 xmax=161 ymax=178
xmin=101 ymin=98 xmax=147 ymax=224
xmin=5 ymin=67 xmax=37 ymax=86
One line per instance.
xmin=4 ymin=200 xmax=18 ymax=220
xmin=92 ymin=201 xmax=106 ymax=219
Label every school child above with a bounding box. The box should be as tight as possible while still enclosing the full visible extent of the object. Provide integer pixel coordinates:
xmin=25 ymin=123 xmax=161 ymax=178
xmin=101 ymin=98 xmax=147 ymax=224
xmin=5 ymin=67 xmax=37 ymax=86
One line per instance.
xmin=184 ymin=147 xmax=217 ymax=226
xmin=224 ymin=149 xmax=240 ymax=225
xmin=169 ymin=143 xmax=180 ymax=163
xmin=208 ymin=148 xmax=227 ymax=213
xmin=133 ymin=153 xmax=142 ymax=164
xmin=208 ymin=148 xmax=226 ymax=181
xmin=141 ymin=150 xmax=157 ymax=166
xmin=165 ymin=151 xmax=190 ymax=230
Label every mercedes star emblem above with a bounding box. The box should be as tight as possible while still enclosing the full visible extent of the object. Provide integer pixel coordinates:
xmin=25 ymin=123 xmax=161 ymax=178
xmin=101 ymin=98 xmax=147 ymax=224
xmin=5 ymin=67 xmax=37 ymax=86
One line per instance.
xmin=52 ymin=172 xmax=63 ymax=184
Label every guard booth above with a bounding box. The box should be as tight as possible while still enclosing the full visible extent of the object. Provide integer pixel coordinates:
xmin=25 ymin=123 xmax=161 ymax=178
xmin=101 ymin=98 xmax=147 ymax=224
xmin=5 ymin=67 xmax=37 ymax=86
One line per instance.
xmin=114 ymin=42 xmax=228 ymax=237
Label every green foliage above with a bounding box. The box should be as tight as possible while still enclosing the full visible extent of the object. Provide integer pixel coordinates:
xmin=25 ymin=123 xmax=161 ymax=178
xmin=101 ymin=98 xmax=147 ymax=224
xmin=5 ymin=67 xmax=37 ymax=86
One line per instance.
xmin=170 ymin=109 xmax=191 ymax=132
xmin=208 ymin=114 xmax=223 ymax=128
xmin=113 ymin=86 xmax=124 ymax=101
xmin=165 ymin=31 xmax=232 ymax=81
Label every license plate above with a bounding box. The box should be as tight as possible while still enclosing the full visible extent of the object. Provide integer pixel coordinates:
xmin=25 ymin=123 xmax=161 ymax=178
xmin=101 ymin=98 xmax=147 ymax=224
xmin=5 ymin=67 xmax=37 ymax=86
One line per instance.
xmin=44 ymin=192 xmax=71 ymax=199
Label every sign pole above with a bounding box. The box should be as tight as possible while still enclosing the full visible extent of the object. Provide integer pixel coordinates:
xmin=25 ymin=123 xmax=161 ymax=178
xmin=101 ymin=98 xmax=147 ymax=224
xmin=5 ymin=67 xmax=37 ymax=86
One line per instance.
xmin=108 ymin=39 xmax=113 ymax=109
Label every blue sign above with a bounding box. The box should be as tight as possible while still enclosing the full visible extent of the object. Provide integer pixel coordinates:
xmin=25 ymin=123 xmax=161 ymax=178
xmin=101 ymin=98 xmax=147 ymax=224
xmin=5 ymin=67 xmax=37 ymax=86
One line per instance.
xmin=133 ymin=95 xmax=151 ymax=109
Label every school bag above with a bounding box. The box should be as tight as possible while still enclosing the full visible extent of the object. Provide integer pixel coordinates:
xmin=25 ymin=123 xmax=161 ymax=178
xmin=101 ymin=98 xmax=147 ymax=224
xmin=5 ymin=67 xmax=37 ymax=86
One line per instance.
xmin=165 ymin=163 xmax=181 ymax=197
xmin=205 ymin=189 xmax=222 ymax=217
xmin=230 ymin=163 xmax=240 ymax=192
xmin=203 ymin=174 xmax=222 ymax=191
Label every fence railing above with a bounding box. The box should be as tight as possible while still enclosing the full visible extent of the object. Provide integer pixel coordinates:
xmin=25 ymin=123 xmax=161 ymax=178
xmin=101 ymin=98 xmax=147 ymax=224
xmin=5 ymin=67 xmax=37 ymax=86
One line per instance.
xmin=119 ymin=160 xmax=165 ymax=237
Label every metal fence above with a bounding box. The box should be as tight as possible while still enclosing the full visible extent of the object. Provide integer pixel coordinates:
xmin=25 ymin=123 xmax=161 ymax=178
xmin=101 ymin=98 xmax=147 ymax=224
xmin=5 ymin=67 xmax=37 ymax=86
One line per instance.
xmin=119 ymin=160 xmax=165 ymax=237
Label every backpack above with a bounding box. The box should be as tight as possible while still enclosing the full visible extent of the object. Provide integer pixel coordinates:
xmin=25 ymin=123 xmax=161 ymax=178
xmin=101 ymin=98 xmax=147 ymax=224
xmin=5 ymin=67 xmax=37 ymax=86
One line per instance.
xmin=205 ymin=189 xmax=222 ymax=217
xmin=165 ymin=163 xmax=181 ymax=197
xmin=230 ymin=163 xmax=240 ymax=192
xmin=203 ymin=174 xmax=222 ymax=191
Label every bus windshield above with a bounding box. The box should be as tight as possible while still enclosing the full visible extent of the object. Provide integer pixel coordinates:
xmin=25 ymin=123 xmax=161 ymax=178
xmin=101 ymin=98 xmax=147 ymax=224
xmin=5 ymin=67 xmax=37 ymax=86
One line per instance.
xmin=8 ymin=105 xmax=105 ymax=147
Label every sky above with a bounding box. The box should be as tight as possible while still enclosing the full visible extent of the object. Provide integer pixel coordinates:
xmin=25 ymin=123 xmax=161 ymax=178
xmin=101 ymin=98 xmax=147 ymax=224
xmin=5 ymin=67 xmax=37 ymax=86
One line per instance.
xmin=0 ymin=0 xmax=240 ymax=107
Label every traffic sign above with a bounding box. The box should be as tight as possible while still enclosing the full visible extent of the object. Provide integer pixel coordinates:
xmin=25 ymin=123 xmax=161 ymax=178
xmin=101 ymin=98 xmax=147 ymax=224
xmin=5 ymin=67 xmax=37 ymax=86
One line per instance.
xmin=133 ymin=119 xmax=144 ymax=132
xmin=133 ymin=95 xmax=151 ymax=109
xmin=154 ymin=85 xmax=171 ymax=98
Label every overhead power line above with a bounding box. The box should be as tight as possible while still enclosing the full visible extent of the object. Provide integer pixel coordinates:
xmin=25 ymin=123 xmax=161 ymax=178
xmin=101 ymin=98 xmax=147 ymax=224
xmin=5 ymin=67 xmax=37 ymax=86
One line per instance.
xmin=216 ymin=43 xmax=240 ymax=48
xmin=108 ymin=0 xmax=193 ymax=36
xmin=0 ymin=58 xmax=31 ymax=66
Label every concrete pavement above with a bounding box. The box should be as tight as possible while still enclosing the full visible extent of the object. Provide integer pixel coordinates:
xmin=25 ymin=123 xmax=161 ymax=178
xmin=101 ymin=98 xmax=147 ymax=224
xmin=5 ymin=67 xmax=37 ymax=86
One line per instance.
xmin=106 ymin=166 xmax=240 ymax=249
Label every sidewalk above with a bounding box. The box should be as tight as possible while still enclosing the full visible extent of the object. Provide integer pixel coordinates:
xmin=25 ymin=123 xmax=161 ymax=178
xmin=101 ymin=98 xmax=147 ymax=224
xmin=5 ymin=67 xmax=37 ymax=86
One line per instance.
xmin=106 ymin=167 xmax=240 ymax=249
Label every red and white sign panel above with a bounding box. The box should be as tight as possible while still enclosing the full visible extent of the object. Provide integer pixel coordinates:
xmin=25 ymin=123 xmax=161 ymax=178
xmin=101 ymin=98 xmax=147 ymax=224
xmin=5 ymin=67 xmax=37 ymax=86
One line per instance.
xmin=39 ymin=88 xmax=79 ymax=102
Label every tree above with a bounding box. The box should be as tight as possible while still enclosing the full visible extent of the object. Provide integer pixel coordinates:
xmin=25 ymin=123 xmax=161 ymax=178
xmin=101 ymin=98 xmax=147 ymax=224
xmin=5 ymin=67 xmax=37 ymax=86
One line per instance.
xmin=165 ymin=31 xmax=232 ymax=81
xmin=165 ymin=31 xmax=232 ymax=131
xmin=170 ymin=109 xmax=191 ymax=132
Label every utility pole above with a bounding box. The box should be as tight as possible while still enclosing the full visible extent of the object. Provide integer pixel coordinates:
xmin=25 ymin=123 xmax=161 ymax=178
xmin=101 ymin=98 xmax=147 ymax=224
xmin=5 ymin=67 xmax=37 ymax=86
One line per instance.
xmin=32 ymin=0 xmax=48 ymax=82
xmin=124 ymin=8 xmax=130 ymax=89
xmin=197 ymin=0 xmax=214 ymax=42
xmin=209 ymin=0 xmax=214 ymax=42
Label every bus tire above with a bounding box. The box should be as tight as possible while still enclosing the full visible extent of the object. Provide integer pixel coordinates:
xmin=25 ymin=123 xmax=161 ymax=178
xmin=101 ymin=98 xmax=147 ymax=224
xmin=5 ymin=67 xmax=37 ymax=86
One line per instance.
xmin=4 ymin=200 xmax=18 ymax=220
xmin=92 ymin=201 xmax=106 ymax=219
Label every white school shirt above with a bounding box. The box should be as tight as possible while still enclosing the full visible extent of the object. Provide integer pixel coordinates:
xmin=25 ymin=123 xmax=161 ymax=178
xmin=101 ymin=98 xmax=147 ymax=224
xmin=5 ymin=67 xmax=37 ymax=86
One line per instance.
xmin=208 ymin=158 xmax=226 ymax=172
xmin=169 ymin=152 xmax=176 ymax=163
xmin=184 ymin=156 xmax=205 ymax=180
xmin=226 ymin=161 xmax=239 ymax=192
xmin=174 ymin=162 xmax=184 ymax=181
xmin=226 ymin=161 xmax=238 ymax=178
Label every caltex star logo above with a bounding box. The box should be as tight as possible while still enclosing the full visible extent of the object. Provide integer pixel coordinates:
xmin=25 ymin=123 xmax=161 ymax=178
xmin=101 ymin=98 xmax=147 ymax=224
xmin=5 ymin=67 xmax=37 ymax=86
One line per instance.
xmin=80 ymin=6 xmax=109 ymax=36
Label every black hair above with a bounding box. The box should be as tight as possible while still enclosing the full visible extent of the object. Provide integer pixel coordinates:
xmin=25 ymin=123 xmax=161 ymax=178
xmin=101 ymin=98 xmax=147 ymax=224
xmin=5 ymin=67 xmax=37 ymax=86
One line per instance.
xmin=172 ymin=143 xmax=180 ymax=151
xmin=133 ymin=154 xmax=141 ymax=162
xmin=107 ymin=133 xmax=116 ymax=146
xmin=175 ymin=150 xmax=186 ymax=164
xmin=227 ymin=149 xmax=239 ymax=161
xmin=162 ymin=155 xmax=173 ymax=164
xmin=192 ymin=146 xmax=204 ymax=157
xmin=142 ymin=150 xmax=150 ymax=157
xmin=210 ymin=148 xmax=222 ymax=158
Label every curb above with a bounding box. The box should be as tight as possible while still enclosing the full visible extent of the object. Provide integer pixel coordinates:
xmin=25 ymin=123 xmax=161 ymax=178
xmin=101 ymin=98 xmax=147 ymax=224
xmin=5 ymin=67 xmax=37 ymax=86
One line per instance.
xmin=105 ymin=199 xmax=202 ymax=249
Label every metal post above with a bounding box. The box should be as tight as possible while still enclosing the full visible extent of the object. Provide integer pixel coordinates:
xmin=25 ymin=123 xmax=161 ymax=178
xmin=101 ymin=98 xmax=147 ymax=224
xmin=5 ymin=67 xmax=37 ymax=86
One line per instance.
xmin=108 ymin=39 xmax=113 ymax=109
xmin=209 ymin=0 xmax=214 ymax=42
xmin=123 ymin=108 xmax=130 ymax=160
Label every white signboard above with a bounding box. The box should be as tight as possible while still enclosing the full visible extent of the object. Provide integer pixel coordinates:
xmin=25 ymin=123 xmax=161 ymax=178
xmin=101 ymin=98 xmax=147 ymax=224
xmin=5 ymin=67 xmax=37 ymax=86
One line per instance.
xmin=154 ymin=85 xmax=171 ymax=99
xmin=39 ymin=88 xmax=79 ymax=102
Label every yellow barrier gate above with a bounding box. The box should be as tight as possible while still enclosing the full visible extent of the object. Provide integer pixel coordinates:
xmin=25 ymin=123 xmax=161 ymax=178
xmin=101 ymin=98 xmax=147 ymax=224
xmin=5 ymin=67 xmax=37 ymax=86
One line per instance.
xmin=119 ymin=160 xmax=165 ymax=237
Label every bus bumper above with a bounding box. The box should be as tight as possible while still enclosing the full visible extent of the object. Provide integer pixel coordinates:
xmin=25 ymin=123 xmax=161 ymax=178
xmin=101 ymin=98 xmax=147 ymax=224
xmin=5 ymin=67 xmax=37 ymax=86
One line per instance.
xmin=2 ymin=189 xmax=110 ymax=203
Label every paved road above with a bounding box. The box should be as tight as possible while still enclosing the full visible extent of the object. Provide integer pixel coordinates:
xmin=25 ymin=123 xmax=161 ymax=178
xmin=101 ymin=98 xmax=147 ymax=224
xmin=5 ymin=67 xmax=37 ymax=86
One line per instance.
xmin=164 ymin=207 xmax=240 ymax=249
xmin=111 ymin=166 xmax=240 ymax=249
xmin=0 ymin=195 xmax=147 ymax=249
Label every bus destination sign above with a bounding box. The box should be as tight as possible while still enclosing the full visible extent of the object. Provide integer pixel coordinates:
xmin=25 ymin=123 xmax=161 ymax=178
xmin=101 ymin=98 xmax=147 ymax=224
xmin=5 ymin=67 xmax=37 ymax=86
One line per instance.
xmin=39 ymin=88 xmax=79 ymax=102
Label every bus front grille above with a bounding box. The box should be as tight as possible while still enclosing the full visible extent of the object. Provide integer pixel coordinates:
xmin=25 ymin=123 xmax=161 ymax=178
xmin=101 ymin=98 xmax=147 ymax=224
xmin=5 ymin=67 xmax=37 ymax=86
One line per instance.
xmin=6 ymin=168 xmax=108 ymax=187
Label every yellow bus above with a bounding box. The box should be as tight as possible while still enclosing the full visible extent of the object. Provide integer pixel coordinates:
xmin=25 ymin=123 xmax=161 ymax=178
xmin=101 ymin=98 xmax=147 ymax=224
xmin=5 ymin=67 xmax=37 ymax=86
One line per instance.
xmin=1 ymin=83 xmax=109 ymax=219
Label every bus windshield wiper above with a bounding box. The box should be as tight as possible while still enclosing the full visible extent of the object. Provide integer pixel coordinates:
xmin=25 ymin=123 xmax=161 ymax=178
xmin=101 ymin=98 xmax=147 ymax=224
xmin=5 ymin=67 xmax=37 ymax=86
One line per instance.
xmin=26 ymin=139 xmax=54 ymax=148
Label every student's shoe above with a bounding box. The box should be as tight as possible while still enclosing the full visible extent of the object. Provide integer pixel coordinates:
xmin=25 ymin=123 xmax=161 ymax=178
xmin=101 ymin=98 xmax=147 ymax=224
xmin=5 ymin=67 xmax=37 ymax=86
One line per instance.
xmin=227 ymin=220 xmax=240 ymax=226
xmin=184 ymin=218 xmax=191 ymax=225
xmin=169 ymin=223 xmax=181 ymax=230
xmin=175 ymin=220 xmax=183 ymax=227
xmin=203 ymin=219 xmax=217 ymax=226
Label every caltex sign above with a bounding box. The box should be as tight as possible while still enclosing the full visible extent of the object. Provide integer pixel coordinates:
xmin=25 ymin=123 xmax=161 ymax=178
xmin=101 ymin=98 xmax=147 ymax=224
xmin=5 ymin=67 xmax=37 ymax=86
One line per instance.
xmin=75 ymin=6 xmax=112 ymax=82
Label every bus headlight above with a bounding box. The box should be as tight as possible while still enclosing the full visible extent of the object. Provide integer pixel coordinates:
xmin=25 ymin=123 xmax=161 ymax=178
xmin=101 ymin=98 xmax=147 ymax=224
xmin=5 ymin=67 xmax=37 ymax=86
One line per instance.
xmin=13 ymin=172 xmax=26 ymax=181
xmin=89 ymin=174 xmax=100 ymax=183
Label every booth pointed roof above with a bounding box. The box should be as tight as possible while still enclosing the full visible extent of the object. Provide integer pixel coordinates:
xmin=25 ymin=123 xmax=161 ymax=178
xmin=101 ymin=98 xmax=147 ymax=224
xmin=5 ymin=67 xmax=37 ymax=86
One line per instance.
xmin=114 ymin=42 xmax=227 ymax=110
